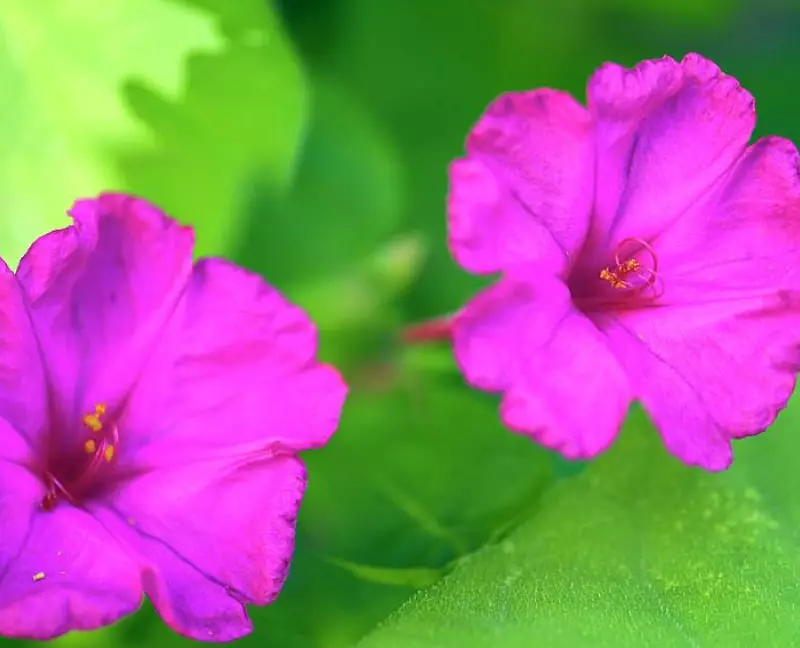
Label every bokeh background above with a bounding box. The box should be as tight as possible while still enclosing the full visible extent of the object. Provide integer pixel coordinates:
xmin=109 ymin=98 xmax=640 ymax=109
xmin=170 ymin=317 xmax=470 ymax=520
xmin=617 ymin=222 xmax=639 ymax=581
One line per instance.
xmin=3 ymin=0 xmax=800 ymax=646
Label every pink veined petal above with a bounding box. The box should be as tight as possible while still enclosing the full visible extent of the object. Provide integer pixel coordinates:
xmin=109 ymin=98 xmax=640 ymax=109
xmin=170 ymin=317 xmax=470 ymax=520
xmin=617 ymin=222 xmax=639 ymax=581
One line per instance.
xmin=585 ymin=53 xmax=755 ymax=255
xmin=15 ymin=194 xmax=194 ymax=431
xmin=118 ymin=258 xmax=347 ymax=468
xmin=0 ymin=262 xmax=47 ymax=457
xmin=448 ymin=89 xmax=594 ymax=276
xmin=0 ymin=461 xmax=142 ymax=639
xmin=593 ymin=136 xmax=800 ymax=471
xmin=92 ymin=455 xmax=306 ymax=641
xmin=453 ymin=274 xmax=631 ymax=459
xmin=600 ymin=302 xmax=800 ymax=471
xmin=652 ymin=136 xmax=800 ymax=302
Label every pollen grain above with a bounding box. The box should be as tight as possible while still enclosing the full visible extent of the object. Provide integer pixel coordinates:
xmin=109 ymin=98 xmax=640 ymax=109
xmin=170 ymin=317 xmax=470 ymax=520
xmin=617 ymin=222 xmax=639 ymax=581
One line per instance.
xmin=600 ymin=257 xmax=641 ymax=289
xmin=82 ymin=403 xmax=107 ymax=432
xmin=32 ymin=572 xmax=46 ymax=582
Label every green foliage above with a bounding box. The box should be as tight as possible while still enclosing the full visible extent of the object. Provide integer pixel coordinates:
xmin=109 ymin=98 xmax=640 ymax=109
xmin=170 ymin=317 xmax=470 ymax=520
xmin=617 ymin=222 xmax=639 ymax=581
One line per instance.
xmin=236 ymin=76 xmax=404 ymax=286
xmin=118 ymin=0 xmax=307 ymax=257
xmin=256 ymin=379 xmax=555 ymax=647
xmin=358 ymin=404 xmax=800 ymax=647
xmin=5 ymin=0 xmax=800 ymax=647
xmin=0 ymin=0 xmax=220 ymax=265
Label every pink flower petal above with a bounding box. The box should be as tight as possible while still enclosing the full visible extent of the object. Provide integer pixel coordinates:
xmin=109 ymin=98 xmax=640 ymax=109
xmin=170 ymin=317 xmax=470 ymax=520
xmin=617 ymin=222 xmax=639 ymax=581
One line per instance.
xmin=0 ymin=462 xmax=142 ymax=639
xmin=654 ymin=136 xmax=800 ymax=302
xmin=592 ymin=136 xmax=800 ymax=470
xmin=453 ymin=275 xmax=631 ymax=459
xmin=119 ymin=258 xmax=347 ymax=467
xmin=94 ymin=455 xmax=306 ymax=641
xmin=448 ymin=89 xmax=594 ymax=275
xmin=15 ymin=194 xmax=194 ymax=424
xmin=0 ymin=263 xmax=47 ymax=455
xmin=599 ymin=302 xmax=799 ymax=471
xmin=586 ymin=53 xmax=755 ymax=252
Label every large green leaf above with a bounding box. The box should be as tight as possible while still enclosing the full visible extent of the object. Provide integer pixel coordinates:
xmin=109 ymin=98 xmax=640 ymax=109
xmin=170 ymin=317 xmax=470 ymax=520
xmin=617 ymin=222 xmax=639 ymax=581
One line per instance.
xmin=358 ymin=402 xmax=800 ymax=647
xmin=234 ymin=76 xmax=403 ymax=285
xmin=118 ymin=0 xmax=307 ymax=257
xmin=0 ymin=0 xmax=307 ymax=267
xmin=0 ymin=0 xmax=220 ymax=265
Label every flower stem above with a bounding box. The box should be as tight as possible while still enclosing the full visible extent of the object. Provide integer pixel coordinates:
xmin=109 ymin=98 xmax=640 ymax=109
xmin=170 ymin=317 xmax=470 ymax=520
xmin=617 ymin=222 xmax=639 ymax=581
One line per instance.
xmin=400 ymin=314 xmax=455 ymax=344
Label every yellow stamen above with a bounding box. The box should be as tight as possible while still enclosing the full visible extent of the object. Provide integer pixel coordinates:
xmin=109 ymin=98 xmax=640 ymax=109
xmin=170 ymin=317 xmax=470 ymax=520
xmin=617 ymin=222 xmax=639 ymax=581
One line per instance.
xmin=82 ymin=403 xmax=107 ymax=432
xmin=84 ymin=439 xmax=97 ymax=454
xmin=32 ymin=572 xmax=46 ymax=582
xmin=600 ymin=257 xmax=641 ymax=289
xmin=103 ymin=445 xmax=115 ymax=462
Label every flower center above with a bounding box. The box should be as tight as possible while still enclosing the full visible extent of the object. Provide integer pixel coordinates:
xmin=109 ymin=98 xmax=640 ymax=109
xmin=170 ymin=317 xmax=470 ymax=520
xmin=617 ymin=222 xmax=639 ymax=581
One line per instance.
xmin=568 ymin=237 xmax=662 ymax=313
xmin=41 ymin=403 xmax=119 ymax=511
xmin=597 ymin=237 xmax=661 ymax=297
xmin=599 ymin=257 xmax=642 ymax=289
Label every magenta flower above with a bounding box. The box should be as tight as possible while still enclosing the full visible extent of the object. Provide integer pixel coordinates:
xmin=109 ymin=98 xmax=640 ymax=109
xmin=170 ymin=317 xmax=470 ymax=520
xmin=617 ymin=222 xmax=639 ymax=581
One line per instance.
xmin=0 ymin=194 xmax=347 ymax=640
xmin=446 ymin=53 xmax=800 ymax=470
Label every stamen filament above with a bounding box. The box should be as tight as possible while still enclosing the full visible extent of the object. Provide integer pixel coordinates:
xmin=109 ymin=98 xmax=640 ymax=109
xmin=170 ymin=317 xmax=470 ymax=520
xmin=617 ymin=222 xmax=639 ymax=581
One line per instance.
xmin=41 ymin=403 xmax=119 ymax=510
xmin=600 ymin=237 xmax=660 ymax=295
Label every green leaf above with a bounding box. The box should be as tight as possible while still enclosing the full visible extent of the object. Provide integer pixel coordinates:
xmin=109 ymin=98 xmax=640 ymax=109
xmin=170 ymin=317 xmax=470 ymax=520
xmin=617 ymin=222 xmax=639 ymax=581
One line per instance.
xmin=0 ymin=0 xmax=221 ymax=265
xmin=254 ymin=378 xmax=557 ymax=648
xmin=324 ymin=558 xmax=445 ymax=589
xmin=118 ymin=0 xmax=307 ymax=257
xmin=304 ymin=380 xmax=555 ymax=558
xmin=358 ymin=403 xmax=800 ymax=647
xmin=234 ymin=76 xmax=403 ymax=285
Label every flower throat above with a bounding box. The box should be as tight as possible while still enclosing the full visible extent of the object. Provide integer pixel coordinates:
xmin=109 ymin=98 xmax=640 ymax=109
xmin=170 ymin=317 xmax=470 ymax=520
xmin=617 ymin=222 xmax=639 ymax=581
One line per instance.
xmin=41 ymin=403 xmax=118 ymax=510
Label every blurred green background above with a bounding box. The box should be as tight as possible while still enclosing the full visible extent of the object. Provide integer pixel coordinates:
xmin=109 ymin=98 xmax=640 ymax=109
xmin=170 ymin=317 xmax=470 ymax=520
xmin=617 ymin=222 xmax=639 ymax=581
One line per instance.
xmin=3 ymin=0 xmax=800 ymax=646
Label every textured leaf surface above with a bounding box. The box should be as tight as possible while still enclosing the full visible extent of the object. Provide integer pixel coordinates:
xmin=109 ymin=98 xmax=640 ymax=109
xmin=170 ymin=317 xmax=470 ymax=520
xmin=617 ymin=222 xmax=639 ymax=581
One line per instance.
xmin=359 ymin=404 xmax=800 ymax=647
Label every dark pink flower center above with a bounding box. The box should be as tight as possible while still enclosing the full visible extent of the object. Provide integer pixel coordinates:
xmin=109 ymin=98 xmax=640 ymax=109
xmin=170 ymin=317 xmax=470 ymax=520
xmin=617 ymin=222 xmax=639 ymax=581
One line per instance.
xmin=570 ymin=237 xmax=662 ymax=313
xmin=41 ymin=403 xmax=119 ymax=511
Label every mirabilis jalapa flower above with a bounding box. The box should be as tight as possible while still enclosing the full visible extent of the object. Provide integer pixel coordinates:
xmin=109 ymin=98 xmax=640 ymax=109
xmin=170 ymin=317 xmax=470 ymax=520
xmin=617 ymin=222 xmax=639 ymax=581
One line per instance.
xmin=0 ymin=194 xmax=347 ymax=640
xmin=437 ymin=53 xmax=800 ymax=470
